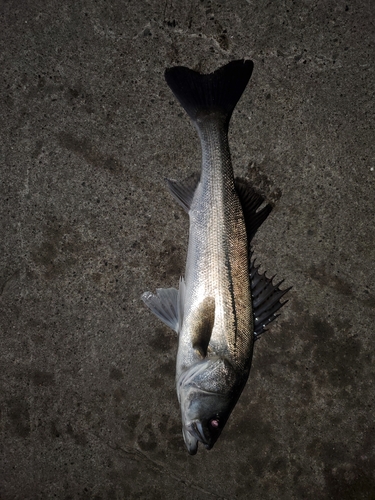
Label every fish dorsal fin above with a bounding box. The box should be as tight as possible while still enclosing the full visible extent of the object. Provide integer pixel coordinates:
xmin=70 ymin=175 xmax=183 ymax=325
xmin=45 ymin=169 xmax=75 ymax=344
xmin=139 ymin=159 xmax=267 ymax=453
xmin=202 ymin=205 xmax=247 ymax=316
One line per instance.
xmin=166 ymin=173 xmax=200 ymax=213
xmin=141 ymin=287 xmax=179 ymax=333
xmin=235 ymin=177 xmax=273 ymax=242
xmin=250 ymin=255 xmax=291 ymax=339
xmin=191 ymin=296 xmax=215 ymax=358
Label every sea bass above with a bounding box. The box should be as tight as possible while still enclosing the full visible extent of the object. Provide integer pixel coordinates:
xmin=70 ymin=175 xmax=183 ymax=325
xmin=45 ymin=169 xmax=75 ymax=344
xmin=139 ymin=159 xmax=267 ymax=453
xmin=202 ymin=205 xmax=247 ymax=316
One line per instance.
xmin=142 ymin=60 xmax=289 ymax=454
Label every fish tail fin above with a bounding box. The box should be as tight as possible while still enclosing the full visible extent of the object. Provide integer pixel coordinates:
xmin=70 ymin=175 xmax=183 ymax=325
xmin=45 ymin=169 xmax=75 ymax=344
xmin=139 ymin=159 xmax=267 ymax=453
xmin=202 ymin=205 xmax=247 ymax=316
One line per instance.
xmin=165 ymin=60 xmax=254 ymax=129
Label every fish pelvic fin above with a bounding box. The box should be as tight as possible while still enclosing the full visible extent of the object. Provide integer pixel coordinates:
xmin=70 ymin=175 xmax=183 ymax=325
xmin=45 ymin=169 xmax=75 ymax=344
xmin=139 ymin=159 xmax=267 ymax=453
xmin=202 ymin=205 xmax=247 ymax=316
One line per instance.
xmin=142 ymin=287 xmax=179 ymax=333
xmin=250 ymin=255 xmax=291 ymax=339
xmin=141 ymin=278 xmax=186 ymax=334
xmin=165 ymin=60 xmax=254 ymax=130
xmin=235 ymin=177 xmax=273 ymax=242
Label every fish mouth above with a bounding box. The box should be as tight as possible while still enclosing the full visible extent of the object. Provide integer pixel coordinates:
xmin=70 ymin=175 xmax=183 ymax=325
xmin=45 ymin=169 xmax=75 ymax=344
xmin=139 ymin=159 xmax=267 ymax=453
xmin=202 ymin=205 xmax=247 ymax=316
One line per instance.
xmin=182 ymin=420 xmax=213 ymax=454
xmin=187 ymin=421 xmax=209 ymax=446
xmin=182 ymin=426 xmax=199 ymax=455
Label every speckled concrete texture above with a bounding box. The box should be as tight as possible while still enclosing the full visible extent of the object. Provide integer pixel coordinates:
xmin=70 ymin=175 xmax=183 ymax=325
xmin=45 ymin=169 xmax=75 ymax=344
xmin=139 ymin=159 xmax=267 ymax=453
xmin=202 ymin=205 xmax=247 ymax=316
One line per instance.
xmin=1 ymin=0 xmax=375 ymax=498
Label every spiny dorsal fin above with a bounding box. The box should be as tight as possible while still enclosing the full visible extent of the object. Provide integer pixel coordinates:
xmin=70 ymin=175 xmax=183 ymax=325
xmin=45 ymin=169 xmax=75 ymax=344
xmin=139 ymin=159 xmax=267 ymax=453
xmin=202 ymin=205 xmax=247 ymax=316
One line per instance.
xmin=165 ymin=60 xmax=254 ymax=130
xmin=250 ymin=255 xmax=291 ymax=339
xmin=235 ymin=177 xmax=273 ymax=242
xmin=166 ymin=173 xmax=200 ymax=213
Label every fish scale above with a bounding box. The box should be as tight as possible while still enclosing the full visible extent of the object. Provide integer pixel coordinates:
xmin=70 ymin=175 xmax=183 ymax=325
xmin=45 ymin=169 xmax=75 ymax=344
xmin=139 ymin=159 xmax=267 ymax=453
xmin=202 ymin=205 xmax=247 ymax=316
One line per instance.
xmin=184 ymin=117 xmax=252 ymax=371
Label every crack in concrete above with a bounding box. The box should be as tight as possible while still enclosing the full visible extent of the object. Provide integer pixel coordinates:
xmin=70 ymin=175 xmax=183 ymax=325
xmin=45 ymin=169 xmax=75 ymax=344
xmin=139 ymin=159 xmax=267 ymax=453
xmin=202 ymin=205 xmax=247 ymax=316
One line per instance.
xmin=0 ymin=270 xmax=20 ymax=297
xmin=89 ymin=431 xmax=230 ymax=499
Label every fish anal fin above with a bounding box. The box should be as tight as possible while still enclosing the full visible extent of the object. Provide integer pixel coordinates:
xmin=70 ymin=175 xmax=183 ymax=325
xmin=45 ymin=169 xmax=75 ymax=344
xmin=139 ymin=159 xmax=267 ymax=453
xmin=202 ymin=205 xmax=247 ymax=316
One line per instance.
xmin=166 ymin=173 xmax=200 ymax=213
xmin=235 ymin=177 xmax=273 ymax=242
xmin=250 ymin=256 xmax=291 ymax=339
xmin=191 ymin=296 xmax=215 ymax=358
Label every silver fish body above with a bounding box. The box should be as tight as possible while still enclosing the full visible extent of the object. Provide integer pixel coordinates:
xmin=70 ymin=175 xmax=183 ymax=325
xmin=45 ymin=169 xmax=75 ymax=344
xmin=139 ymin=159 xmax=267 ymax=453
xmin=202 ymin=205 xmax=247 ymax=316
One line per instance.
xmin=176 ymin=116 xmax=253 ymax=453
xmin=142 ymin=60 xmax=289 ymax=454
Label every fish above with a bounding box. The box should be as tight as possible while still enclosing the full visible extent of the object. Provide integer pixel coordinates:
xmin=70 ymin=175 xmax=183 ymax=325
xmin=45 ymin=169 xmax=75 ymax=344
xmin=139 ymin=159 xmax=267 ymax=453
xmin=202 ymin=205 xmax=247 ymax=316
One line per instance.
xmin=142 ymin=60 xmax=290 ymax=454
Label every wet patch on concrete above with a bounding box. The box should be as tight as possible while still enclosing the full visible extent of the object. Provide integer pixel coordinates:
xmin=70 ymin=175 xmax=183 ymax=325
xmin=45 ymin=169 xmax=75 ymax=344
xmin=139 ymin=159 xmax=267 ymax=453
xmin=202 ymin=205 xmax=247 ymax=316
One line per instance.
xmin=7 ymin=398 xmax=31 ymax=438
xmin=57 ymin=132 xmax=122 ymax=175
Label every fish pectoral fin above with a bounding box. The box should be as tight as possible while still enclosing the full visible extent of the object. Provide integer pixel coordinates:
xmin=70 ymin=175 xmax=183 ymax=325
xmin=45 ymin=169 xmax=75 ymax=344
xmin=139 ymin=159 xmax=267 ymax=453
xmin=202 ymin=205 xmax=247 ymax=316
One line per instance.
xmin=235 ymin=178 xmax=273 ymax=242
xmin=250 ymin=256 xmax=291 ymax=339
xmin=191 ymin=296 xmax=215 ymax=358
xmin=166 ymin=173 xmax=200 ymax=213
xmin=178 ymin=277 xmax=186 ymax=333
xmin=141 ymin=287 xmax=180 ymax=334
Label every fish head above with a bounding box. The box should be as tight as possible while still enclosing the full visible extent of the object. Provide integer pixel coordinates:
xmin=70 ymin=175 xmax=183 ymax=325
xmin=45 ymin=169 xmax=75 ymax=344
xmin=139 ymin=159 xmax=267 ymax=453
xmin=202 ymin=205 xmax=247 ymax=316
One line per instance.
xmin=177 ymin=357 xmax=243 ymax=454
xmin=180 ymin=390 xmax=230 ymax=454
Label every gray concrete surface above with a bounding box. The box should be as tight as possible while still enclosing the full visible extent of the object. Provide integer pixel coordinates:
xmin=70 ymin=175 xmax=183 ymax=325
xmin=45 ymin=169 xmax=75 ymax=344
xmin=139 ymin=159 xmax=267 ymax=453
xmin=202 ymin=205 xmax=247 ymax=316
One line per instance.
xmin=1 ymin=0 xmax=374 ymax=498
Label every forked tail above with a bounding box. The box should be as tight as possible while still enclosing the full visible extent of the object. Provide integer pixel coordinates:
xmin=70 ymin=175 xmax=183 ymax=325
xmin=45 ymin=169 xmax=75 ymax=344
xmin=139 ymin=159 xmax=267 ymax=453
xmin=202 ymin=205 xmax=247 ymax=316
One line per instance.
xmin=165 ymin=60 xmax=253 ymax=130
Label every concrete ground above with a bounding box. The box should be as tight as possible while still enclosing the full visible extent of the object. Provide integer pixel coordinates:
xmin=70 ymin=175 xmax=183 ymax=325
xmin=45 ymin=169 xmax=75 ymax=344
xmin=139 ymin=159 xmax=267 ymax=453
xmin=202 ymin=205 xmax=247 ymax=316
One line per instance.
xmin=1 ymin=0 xmax=374 ymax=498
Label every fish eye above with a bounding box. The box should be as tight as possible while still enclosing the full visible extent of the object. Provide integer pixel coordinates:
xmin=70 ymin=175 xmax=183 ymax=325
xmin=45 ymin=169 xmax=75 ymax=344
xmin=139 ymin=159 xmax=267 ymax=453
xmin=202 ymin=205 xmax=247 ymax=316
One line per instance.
xmin=209 ymin=418 xmax=220 ymax=429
